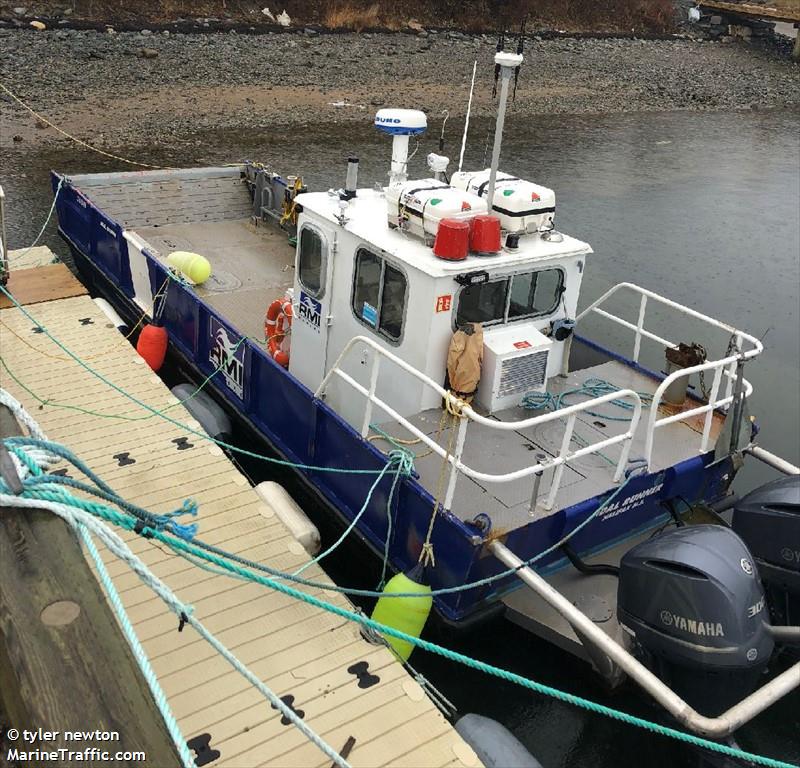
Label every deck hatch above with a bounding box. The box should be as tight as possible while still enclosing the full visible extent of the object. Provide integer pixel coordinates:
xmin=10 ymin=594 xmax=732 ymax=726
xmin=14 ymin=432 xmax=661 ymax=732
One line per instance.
xmin=498 ymin=349 xmax=549 ymax=397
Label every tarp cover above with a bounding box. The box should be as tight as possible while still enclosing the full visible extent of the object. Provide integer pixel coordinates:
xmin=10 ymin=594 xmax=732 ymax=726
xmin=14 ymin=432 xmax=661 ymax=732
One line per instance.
xmin=447 ymin=323 xmax=483 ymax=401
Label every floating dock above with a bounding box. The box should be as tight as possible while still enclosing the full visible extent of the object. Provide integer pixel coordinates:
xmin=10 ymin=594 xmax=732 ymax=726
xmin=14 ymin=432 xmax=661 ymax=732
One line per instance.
xmin=0 ymin=250 xmax=480 ymax=768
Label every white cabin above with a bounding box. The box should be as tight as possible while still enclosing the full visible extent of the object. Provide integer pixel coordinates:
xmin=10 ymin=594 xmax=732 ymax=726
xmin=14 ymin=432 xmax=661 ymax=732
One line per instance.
xmin=288 ymin=109 xmax=590 ymax=426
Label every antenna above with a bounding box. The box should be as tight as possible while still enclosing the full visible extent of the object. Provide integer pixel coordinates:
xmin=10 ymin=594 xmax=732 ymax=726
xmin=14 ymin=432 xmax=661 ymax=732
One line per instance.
xmin=486 ymin=47 xmax=524 ymax=211
xmin=492 ymin=30 xmax=505 ymax=99
xmin=513 ymin=16 xmax=527 ymax=103
xmin=438 ymin=109 xmax=449 ymax=153
xmin=458 ymin=61 xmax=477 ymax=173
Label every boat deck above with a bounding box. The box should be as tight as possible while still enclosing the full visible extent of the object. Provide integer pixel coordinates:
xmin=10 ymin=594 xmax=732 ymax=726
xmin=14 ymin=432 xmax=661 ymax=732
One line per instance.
xmin=0 ymin=251 xmax=480 ymax=768
xmin=135 ymin=219 xmax=296 ymax=344
xmin=371 ymin=362 xmax=724 ymax=532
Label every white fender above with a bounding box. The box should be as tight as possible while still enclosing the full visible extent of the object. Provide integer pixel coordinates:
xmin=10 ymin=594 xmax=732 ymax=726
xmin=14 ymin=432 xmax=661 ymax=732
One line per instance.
xmin=254 ymin=481 xmax=321 ymax=555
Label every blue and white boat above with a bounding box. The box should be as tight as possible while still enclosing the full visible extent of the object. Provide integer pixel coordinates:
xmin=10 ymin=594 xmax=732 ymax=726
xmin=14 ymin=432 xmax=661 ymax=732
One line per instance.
xmin=49 ymin=48 xmax=800 ymax=733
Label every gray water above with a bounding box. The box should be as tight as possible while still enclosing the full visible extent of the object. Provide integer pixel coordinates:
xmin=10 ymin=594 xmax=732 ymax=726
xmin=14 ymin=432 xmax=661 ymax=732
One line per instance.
xmin=2 ymin=108 xmax=799 ymax=766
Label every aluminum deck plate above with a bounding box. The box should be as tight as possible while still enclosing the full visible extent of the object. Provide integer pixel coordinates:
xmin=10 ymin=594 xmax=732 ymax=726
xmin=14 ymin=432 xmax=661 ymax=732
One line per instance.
xmin=136 ymin=219 xmax=296 ymax=344
xmin=0 ymin=291 xmax=480 ymax=768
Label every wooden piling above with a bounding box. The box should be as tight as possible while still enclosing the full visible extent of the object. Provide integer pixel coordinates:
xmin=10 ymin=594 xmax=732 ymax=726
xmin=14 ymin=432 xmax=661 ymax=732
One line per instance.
xmin=0 ymin=405 xmax=181 ymax=767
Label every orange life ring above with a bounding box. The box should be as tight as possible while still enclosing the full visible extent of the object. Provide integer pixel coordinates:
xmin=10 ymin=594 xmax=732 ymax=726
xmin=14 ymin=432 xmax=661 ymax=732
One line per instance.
xmin=265 ymin=297 xmax=293 ymax=368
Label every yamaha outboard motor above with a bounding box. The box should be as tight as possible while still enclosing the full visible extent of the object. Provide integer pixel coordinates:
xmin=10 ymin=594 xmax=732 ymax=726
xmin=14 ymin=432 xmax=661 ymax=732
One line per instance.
xmin=618 ymin=525 xmax=773 ymax=714
xmin=732 ymin=476 xmax=800 ymax=626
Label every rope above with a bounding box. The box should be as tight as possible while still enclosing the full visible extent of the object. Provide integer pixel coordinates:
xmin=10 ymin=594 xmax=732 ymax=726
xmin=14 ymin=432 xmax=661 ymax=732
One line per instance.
xmin=0 ymin=83 xmax=170 ymax=170
xmin=1 ymin=179 xmax=63 ymax=274
xmin=521 ymin=377 xmax=654 ymax=422
xmin=292 ymin=450 xmax=412 ymax=577
xmin=419 ymin=407 xmax=460 ymax=568
xmin=0 ymin=412 xmax=349 ymax=766
xmin=78 ymin=526 xmax=197 ymax=768
xmin=1 ymin=495 xmax=351 ymax=768
xmin=0 ymin=447 xmax=793 ymax=768
xmin=0 ymin=428 xmax=632 ymax=600
xmin=0 ymin=276 xmax=170 ymax=362
xmin=0 ymin=404 xmax=793 ymax=768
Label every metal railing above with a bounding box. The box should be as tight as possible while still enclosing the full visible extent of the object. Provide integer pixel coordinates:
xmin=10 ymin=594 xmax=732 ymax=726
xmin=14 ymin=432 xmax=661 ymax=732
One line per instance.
xmin=575 ymin=283 xmax=763 ymax=465
xmin=315 ymin=336 xmax=643 ymax=513
xmin=492 ymin=539 xmax=800 ymax=738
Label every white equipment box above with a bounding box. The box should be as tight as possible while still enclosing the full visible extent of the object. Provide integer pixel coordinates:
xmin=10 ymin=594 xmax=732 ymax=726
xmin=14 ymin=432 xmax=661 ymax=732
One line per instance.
xmin=476 ymin=324 xmax=553 ymax=414
xmin=385 ymin=179 xmax=487 ymax=240
xmin=450 ymin=170 xmax=556 ymax=234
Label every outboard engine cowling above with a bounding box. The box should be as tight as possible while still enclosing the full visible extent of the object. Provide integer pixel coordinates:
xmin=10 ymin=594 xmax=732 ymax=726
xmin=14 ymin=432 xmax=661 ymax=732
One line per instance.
xmin=732 ymin=476 xmax=800 ymax=626
xmin=618 ymin=525 xmax=773 ymax=714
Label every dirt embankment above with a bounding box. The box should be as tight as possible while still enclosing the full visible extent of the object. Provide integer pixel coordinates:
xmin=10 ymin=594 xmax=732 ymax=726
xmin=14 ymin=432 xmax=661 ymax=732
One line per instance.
xmin=1 ymin=20 xmax=797 ymax=156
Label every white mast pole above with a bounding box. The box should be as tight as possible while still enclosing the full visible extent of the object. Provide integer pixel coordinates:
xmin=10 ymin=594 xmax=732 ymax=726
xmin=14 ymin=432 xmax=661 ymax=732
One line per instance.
xmin=486 ymin=50 xmax=523 ymax=211
xmin=457 ymin=61 xmax=478 ymax=173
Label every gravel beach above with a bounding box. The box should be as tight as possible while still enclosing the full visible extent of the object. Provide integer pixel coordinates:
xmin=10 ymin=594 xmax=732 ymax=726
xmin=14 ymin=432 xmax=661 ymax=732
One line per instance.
xmin=1 ymin=26 xmax=798 ymax=153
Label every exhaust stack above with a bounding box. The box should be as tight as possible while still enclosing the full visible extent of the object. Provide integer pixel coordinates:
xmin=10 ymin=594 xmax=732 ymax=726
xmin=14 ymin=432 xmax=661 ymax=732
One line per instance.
xmin=343 ymin=156 xmax=359 ymax=200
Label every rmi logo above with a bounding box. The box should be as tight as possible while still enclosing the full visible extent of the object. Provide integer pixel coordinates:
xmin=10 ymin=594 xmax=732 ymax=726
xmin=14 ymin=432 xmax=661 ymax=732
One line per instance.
xmin=298 ymin=291 xmax=322 ymax=332
xmin=209 ymin=317 xmax=244 ymax=398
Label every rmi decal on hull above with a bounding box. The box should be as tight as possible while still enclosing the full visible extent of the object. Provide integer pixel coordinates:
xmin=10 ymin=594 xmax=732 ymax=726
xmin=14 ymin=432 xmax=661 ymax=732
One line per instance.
xmin=209 ymin=316 xmax=245 ymax=398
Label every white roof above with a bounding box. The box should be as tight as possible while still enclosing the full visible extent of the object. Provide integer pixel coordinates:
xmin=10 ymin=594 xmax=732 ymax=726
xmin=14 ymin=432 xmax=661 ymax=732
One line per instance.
xmin=298 ymin=187 xmax=592 ymax=278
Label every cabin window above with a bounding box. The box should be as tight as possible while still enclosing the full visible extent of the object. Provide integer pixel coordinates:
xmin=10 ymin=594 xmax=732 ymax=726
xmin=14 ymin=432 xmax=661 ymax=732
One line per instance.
xmin=352 ymin=248 xmax=407 ymax=342
xmin=298 ymin=227 xmax=325 ymax=296
xmin=456 ymin=268 xmax=564 ymax=326
xmin=456 ymin=280 xmax=508 ymax=325
xmin=508 ymin=269 xmax=564 ymax=319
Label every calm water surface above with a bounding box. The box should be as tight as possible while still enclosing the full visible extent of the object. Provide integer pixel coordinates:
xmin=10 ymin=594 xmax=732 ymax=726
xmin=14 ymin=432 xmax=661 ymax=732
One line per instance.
xmin=2 ymin=108 xmax=799 ymax=767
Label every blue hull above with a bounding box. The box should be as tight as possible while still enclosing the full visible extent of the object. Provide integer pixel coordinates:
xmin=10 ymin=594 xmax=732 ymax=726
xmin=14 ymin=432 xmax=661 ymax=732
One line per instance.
xmin=53 ymin=173 xmax=737 ymax=626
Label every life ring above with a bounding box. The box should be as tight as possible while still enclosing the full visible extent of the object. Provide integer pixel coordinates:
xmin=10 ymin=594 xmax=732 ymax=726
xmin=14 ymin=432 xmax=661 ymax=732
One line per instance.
xmin=265 ymin=297 xmax=293 ymax=368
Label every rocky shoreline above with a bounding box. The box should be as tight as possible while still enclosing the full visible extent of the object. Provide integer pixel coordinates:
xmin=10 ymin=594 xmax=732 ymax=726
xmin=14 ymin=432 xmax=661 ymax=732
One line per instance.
xmin=2 ymin=25 xmax=798 ymax=154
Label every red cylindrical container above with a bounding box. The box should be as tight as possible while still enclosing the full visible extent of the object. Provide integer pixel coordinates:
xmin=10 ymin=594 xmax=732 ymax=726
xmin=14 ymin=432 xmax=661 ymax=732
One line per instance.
xmin=433 ymin=219 xmax=470 ymax=261
xmin=469 ymin=215 xmax=502 ymax=255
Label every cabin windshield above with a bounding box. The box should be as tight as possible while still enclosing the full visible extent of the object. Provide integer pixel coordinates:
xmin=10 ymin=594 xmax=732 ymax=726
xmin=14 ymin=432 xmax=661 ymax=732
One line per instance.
xmin=456 ymin=268 xmax=564 ymax=327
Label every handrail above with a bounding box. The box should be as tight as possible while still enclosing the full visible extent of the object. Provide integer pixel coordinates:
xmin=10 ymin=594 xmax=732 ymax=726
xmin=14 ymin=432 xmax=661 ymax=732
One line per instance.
xmin=316 ymin=335 xmax=643 ymax=512
xmin=491 ymin=539 xmax=800 ymax=739
xmin=576 ymin=282 xmax=763 ymax=359
xmin=575 ymin=283 xmax=763 ymax=465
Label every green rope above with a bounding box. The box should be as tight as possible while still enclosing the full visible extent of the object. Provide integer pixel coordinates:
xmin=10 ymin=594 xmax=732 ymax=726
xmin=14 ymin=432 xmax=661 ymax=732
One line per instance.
xmin=5 ymin=436 xmax=632 ymax=599
xmin=292 ymin=450 xmax=411 ymax=577
xmin=1 ymin=460 xmax=795 ymax=768
xmin=521 ymin=377 xmax=654 ymax=422
xmin=78 ymin=524 xmax=197 ymax=768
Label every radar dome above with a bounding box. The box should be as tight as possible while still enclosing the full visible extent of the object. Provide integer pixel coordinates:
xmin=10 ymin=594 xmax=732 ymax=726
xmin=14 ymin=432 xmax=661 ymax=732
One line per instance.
xmin=374 ymin=109 xmax=427 ymax=136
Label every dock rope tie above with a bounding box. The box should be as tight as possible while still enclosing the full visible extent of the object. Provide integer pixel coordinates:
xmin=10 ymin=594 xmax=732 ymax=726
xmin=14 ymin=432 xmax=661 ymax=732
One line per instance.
xmin=419 ymin=399 xmax=464 ymax=568
xmin=0 ymin=419 xmax=795 ymax=768
xmin=292 ymin=448 xmax=413 ymax=579
xmin=0 ymin=392 xmax=351 ymax=768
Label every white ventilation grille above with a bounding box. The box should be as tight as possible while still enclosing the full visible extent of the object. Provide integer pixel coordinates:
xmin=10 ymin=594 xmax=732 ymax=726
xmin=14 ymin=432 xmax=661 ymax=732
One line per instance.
xmin=498 ymin=350 xmax=549 ymax=397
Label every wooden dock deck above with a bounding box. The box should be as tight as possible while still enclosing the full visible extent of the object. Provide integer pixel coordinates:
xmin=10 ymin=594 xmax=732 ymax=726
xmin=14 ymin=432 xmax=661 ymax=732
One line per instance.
xmin=0 ymin=251 xmax=481 ymax=768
